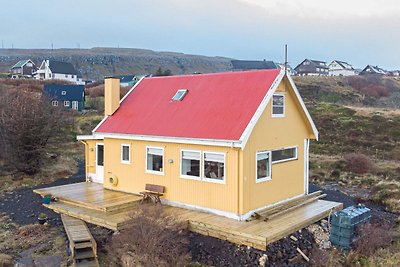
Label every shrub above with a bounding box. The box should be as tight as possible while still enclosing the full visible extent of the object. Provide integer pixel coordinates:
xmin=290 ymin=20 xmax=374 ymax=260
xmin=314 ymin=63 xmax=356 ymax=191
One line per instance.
xmin=310 ymin=246 xmax=341 ymax=267
xmin=107 ymin=205 xmax=190 ymax=267
xmin=353 ymin=222 xmax=393 ymax=256
xmin=0 ymin=90 xmax=73 ymax=174
xmin=343 ymin=153 xmax=374 ymax=174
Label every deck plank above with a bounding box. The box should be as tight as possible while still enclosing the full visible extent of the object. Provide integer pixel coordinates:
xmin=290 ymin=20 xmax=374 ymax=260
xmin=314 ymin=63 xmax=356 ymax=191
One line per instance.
xmin=36 ymin=182 xmax=342 ymax=250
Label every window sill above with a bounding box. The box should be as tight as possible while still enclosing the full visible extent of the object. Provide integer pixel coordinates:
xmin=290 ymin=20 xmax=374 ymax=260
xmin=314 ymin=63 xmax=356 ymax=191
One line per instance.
xmin=145 ymin=170 xmax=164 ymax=176
xmin=180 ymin=175 xmax=201 ymax=181
xmin=271 ymin=114 xmax=285 ymax=118
xmin=256 ymin=177 xmax=272 ymax=183
xmin=121 ymin=161 xmax=130 ymax=165
xmin=202 ymin=177 xmax=226 ymax=184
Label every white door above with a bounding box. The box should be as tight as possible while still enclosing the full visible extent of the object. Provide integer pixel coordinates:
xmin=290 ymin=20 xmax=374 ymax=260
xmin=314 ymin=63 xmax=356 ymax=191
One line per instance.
xmin=95 ymin=143 xmax=104 ymax=183
xmin=72 ymin=101 xmax=79 ymax=110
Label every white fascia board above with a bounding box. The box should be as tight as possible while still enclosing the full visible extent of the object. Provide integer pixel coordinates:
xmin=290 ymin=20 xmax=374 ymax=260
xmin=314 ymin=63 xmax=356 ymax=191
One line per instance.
xmin=286 ymin=74 xmax=319 ymax=140
xmin=92 ymin=132 xmax=242 ymax=148
xmin=76 ymin=135 xmax=103 ymax=141
xmin=119 ymin=76 xmax=145 ymax=104
xmin=239 ymin=69 xmax=286 ymax=149
xmin=92 ymin=115 xmax=108 ymax=133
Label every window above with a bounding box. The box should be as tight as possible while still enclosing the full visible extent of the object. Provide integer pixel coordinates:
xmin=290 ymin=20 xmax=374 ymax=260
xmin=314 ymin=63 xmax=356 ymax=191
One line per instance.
xmin=256 ymin=151 xmax=271 ymax=182
xmin=172 ymin=89 xmax=188 ymax=101
xmin=272 ymin=147 xmax=297 ymax=163
xmin=146 ymin=147 xmax=164 ymax=174
xmin=64 ymin=101 xmax=70 ymax=107
xmin=181 ymin=150 xmax=201 ymax=179
xmin=65 ymin=74 xmax=68 ymax=78
xmin=49 ymin=73 xmax=52 ymax=78
xmin=272 ymin=94 xmax=285 ymax=117
xmin=203 ymin=152 xmax=225 ymax=183
xmin=121 ymin=144 xmax=130 ymax=164
xmin=51 ymin=101 xmax=58 ymax=107
xmin=61 ymin=91 xmax=66 ymax=95
xmin=72 ymin=75 xmax=75 ymax=78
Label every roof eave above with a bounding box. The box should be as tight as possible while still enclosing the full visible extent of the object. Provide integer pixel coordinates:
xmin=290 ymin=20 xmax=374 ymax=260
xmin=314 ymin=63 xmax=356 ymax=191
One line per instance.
xmin=90 ymin=132 xmax=243 ymax=148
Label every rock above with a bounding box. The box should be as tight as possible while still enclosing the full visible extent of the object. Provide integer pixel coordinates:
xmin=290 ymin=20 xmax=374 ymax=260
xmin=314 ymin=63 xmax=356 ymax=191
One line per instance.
xmin=34 ymin=255 xmax=62 ymax=267
xmin=258 ymin=254 xmax=268 ymax=266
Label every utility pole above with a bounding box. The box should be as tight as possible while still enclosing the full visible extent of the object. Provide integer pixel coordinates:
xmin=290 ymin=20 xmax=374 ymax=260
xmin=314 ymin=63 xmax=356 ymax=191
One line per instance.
xmin=1 ymin=40 xmax=3 ymax=49
xmin=51 ymin=43 xmax=54 ymax=50
xmin=284 ymin=44 xmax=288 ymax=74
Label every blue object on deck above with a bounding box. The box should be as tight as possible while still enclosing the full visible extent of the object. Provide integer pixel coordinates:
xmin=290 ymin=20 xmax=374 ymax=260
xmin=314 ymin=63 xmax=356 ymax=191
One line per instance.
xmin=330 ymin=204 xmax=371 ymax=249
xmin=42 ymin=196 xmax=51 ymax=204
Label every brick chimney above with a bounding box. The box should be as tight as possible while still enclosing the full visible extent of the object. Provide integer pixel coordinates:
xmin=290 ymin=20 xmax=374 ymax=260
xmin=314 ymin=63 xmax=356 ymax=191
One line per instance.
xmin=104 ymin=77 xmax=120 ymax=116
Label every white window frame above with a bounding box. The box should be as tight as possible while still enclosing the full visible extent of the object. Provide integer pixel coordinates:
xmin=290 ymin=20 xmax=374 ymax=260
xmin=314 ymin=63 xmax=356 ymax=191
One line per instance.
xmin=64 ymin=101 xmax=70 ymax=107
xmin=271 ymin=146 xmax=298 ymax=164
xmin=202 ymin=151 xmax=226 ymax=184
xmin=51 ymin=100 xmax=58 ymax=107
xmin=256 ymin=151 xmax=272 ymax=183
xmin=271 ymin=93 xmax=285 ymax=118
xmin=180 ymin=149 xmax=201 ymax=181
xmin=145 ymin=146 xmax=164 ymax=175
xmin=172 ymin=89 xmax=188 ymax=101
xmin=61 ymin=91 xmax=66 ymax=95
xmin=121 ymin=144 xmax=130 ymax=164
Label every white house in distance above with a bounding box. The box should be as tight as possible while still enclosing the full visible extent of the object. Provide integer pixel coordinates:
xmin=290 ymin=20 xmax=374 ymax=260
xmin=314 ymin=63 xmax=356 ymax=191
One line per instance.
xmin=34 ymin=60 xmax=84 ymax=85
xmin=328 ymin=60 xmax=356 ymax=76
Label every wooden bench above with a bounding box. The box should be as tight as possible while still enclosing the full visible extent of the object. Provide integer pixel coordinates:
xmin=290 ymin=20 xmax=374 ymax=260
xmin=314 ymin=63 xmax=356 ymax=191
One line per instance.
xmin=140 ymin=184 xmax=165 ymax=205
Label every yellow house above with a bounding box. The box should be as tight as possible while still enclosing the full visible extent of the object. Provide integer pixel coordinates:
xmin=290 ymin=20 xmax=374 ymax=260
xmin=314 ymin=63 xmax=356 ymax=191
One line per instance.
xmin=77 ymin=69 xmax=318 ymax=220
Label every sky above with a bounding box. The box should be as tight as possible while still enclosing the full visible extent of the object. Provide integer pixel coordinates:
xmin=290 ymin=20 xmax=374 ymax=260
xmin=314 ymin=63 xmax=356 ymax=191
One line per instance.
xmin=1 ymin=0 xmax=399 ymax=69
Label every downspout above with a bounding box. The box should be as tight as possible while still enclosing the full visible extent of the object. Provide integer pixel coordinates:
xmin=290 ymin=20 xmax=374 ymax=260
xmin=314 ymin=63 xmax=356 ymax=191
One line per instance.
xmin=80 ymin=140 xmax=89 ymax=182
xmin=237 ymin=148 xmax=241 ymax=219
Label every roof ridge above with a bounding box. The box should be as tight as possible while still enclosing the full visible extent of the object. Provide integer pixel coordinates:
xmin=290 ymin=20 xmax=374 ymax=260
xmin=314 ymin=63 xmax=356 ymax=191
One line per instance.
xmin=146 ymin=69 xmax=280 ymax=80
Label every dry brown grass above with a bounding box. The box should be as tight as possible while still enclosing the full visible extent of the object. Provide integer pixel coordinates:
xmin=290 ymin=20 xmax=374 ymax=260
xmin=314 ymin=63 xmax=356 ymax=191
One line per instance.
xmin=106 ymin=205 xmax=190 ymax=267
xmin=0 ymin=214 xmax=67 ymax=265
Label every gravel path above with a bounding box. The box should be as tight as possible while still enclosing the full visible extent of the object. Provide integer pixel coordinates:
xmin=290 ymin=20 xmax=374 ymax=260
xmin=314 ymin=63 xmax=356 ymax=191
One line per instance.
xmin=0 ymin=158 xmax=85 ymax=226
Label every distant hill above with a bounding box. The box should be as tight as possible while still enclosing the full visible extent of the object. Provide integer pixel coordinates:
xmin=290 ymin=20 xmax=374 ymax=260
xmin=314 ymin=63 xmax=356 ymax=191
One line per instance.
xmin=0 ymin=47 xmax=233 ymax=80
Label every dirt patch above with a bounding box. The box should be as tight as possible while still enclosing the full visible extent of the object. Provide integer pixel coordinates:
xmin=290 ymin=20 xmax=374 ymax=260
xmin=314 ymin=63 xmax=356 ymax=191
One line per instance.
xmin=190 ymin=229 xmax=314 ymax=267
xmin=0 ymin=159 xmax=85 ymax=226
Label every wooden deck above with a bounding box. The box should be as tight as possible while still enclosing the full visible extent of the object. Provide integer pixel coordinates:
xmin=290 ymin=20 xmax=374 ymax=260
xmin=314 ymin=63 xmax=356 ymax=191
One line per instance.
xmin=35 ymin=182 xmax=342 ymax=250
xmin=34 ymin=182 xmax=142 ymax=214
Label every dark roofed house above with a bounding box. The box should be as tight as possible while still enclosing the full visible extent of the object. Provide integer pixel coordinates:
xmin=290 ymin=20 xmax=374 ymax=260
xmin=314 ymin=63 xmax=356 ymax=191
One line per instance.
xmin=231 ymin=60 xmax=278 ymax=71
xmin=44 ymin=84 xmax=85 ymax=111
xmin=9 ymin=59 xmax=37 ymax=77
xmin=34 ymin=60 xmax=84 ymax=85
xmin=359 ymin=65 xmax=387 ymax=75
xmin=115 ymin=75 xmax=138 ymax=87
xmin=294 ymin=59 xmax=329 ymax=76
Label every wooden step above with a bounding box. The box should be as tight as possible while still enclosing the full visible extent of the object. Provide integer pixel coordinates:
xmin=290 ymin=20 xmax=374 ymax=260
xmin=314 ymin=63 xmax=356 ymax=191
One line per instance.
xmin=75 ymin=249 xmax=95 ymax=260
xmin=49 ymin=203 xmax=133 ymax=230
xmin=74 ymin=242 xmax=93 ymax=249
xmin=74 ymin=258 xmax=100 ymax=267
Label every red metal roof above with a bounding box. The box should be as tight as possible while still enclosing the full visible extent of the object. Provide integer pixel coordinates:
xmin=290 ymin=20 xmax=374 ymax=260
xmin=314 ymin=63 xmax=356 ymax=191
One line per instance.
xmin=96 ymin=69 xmax=281 ymax=141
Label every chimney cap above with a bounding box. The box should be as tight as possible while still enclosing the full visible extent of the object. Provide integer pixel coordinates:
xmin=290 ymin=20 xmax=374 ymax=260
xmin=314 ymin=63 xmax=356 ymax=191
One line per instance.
xmin=104 ymin=76 xmax=120 ymax=79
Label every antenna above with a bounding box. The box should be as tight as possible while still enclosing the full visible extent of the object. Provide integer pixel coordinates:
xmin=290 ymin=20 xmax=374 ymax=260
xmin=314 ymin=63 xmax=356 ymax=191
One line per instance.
xmin=284 ymin=44 xmax=288 ymax=74
xmin=51 ymin=43 xmax=54 ymax=50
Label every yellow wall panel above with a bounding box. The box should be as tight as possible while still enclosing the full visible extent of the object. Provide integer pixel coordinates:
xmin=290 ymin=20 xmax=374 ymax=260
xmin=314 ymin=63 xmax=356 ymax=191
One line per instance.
xmin=241 ymin=77 xmax=312 ymax=213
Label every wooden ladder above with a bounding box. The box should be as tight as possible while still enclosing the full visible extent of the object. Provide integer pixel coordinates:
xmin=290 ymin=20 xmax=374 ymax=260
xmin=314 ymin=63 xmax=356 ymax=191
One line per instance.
xmin=61 ymin=214 xmax=100 ymax=267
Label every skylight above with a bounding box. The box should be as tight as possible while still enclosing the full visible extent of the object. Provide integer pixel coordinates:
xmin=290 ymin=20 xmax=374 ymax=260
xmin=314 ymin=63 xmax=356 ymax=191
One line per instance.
xmin=172 ymin=89 xmax=188 ymax=101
